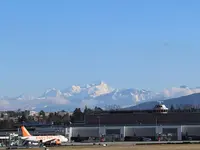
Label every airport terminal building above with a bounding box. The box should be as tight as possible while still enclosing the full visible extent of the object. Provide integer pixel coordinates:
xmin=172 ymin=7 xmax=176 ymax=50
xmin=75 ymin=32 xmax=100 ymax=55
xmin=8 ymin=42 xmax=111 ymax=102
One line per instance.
xmin=66 ymin=104 xmax=200 ymax=141
xmin=2 ymin=104 xmax=200 ymax=142
xmin=68 ymin=124 xmax=200 ymax=141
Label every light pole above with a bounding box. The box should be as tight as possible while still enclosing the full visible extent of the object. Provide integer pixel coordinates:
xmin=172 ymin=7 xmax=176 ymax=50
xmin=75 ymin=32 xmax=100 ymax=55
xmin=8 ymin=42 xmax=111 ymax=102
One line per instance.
xmin=156 ymin=117 xmax=157 ymax=126
xmin=97 ymin=116 xmax=100 ymax=140
xmin=156 ymin=117 xmax=158 ymax=140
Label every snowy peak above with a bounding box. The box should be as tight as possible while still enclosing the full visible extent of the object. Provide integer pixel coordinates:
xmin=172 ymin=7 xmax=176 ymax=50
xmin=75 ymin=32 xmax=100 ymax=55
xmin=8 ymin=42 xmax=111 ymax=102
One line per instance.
xmin=16 ymin=94 xmax=35 ymax=100
xmin=40 ymin=88 xmax=63 ymax=98
xmin=111 ymin=88 xmax=160 ymax=104
xmin=71 ymin=85 xmax=81 ymax=93
xmin=87 ymin=81 xmax=113 ymax=97
xmin=62 ymin=81 xmax=113 ymax=98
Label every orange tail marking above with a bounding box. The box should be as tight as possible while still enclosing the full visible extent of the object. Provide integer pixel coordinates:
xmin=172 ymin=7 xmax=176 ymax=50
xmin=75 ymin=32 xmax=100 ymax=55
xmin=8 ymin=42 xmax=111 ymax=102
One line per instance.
xmin=21 ymin=126 xmax=31 ymax=137
xmin=56 ymin=139 xmax=61 ymax=145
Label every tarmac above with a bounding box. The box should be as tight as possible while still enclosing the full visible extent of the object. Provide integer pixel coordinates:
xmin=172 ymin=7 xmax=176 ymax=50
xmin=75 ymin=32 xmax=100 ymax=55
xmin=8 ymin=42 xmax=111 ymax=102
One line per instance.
xmin=62 ymin=140 xmax=200 ymax=146
xmin=3 ymin=141 xmax=200 ymax=149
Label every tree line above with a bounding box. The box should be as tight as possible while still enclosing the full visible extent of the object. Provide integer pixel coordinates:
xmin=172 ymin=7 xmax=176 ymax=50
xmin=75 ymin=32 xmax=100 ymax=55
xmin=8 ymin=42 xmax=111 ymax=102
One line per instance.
xmin=0 ymin=106 xmax=103 ymax=129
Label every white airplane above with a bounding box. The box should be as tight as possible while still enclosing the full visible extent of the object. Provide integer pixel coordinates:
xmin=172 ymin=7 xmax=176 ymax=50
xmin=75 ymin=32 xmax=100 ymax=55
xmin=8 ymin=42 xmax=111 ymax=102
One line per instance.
xmin=0 ymin=136 xmax=9 ymax=140
xmin=20 ymin=126 xmax=68 ymax=145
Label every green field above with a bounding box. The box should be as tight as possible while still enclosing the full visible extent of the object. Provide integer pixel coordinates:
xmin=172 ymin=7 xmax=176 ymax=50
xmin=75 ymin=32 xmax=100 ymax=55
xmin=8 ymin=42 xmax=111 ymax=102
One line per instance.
xmin=17 ymin=144 xmax=200 ymax=150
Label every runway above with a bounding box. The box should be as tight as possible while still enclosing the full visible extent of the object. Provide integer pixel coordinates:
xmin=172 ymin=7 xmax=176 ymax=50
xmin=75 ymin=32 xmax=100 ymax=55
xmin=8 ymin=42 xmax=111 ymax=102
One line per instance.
xmin=62 ymin=140 xmax=200 ymax=146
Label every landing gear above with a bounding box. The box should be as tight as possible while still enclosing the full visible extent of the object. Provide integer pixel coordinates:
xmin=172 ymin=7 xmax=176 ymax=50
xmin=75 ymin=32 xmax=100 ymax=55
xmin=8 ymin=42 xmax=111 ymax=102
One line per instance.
xmin=39 ymin=140 xmax=44 ymax=147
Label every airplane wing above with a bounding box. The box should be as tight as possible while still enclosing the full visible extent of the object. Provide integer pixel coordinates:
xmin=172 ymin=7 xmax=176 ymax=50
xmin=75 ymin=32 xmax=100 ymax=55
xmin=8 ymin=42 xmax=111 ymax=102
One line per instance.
xmin=41 ymin=138 xmax=56 ymax=143
xmin=20 ymin=137 xmax=56 ymax=143
xmin=20 ymin=137 xmax=29 ymax=140
xmin=20 ymin=137 xmax=37 ymax=143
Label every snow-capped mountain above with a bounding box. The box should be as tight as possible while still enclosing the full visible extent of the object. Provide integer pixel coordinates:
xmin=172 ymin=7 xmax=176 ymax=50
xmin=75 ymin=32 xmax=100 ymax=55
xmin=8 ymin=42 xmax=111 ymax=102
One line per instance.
xmin=61 ymin=81 xmax=113 ymax=98
xmin=125 ymin=93 xmax=200 ymax=110
xmin=1 ymin=81 xmax=200 ymax=112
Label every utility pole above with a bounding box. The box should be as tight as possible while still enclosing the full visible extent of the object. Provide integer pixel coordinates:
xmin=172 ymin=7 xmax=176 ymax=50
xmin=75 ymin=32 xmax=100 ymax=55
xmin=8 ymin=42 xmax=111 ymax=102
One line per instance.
xmin=8 ymin=133 xmax=11 ymax=149
xmin=156 ymin=117 xmax=157 ymax=126
xmin=97 ymin=116 xmax=100 ymax=141
xmin=156 ymin=117 xmax=158 ymax=140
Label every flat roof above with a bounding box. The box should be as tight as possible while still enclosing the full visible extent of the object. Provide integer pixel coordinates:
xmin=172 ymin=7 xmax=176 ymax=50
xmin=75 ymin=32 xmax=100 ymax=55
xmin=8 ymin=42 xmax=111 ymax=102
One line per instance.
xmin=86 ymin=109 xmax=200 ymax=115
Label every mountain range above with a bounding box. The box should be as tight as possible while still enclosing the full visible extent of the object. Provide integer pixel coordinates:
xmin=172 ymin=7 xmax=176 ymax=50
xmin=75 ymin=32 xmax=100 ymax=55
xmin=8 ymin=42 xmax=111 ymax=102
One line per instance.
xmin=125 ymin=93 xmax=200 ymax=110
xmin=1 ymin=81 xmax=200 ymax=112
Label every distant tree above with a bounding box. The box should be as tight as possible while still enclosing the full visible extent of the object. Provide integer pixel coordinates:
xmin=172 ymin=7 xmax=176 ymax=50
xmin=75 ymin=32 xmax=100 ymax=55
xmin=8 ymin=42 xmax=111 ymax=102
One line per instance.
xmin=177 ymin=107 xmax=181 ymax=111
xmin=94 ymin=106 xmax=103 ymax=112
xmin=71 ymin=108 xmax=84 ymax=123
xmin=70 ymin=115 xmax=74 ymax=123
xmin=18 ymin=112 xmax=27 ymax=123
xmin=0 ymin=120 xmax=15 ymax=128
xmin=62 ymin=114 xmax=70 ymax=125
xmin=16 ymin=109 xmax=22 ymax=116
xmin=84 ymin=106 xmax=93 ymax=114
xmin=39 ymin=110 xmax=45 ymax=117
xmin=27 ymin=116 xmax=34 ymax=122
xmin=84 ymin=106 xmax=88 ymax=113
xmin=46 ymin=112 xmax=70 ymax=125
xmin=24 ymin=110 xmax=30 ymax=116
xmin=191 ymin=107 xmax=196 ymax=112
xmin=170 ymin=105 xmax=174 ymax=111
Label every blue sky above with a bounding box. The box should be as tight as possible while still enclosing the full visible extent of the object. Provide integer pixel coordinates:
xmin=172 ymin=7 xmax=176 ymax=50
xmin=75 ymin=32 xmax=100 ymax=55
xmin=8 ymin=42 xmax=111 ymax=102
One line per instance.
xmin=0 ymin=0 xmax=200 ymax=96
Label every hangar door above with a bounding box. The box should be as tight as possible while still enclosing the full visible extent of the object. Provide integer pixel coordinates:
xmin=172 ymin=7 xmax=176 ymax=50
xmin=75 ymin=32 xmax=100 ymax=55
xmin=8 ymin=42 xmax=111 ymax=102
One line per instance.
xmin=162 ymin=128 xmax=177 ymax=140
xmin=106 ymin=129 xmax=120 ymax=135
xmin=105 ymin=129 xmax=121 ymax=141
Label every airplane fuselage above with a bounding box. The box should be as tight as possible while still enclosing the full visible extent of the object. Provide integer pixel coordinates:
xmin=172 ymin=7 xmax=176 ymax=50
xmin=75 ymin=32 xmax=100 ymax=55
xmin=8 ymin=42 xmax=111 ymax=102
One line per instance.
xmin=20 ymin=126 xmax=68 ymax=144
xmin=22 ymin=135 xmax=68 ymax=143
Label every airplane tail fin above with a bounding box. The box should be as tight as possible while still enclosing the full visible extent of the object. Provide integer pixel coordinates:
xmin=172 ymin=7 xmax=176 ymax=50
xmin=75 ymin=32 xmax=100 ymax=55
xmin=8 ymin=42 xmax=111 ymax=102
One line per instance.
xmin=21 ymin=126 xmax=31 ymax=137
